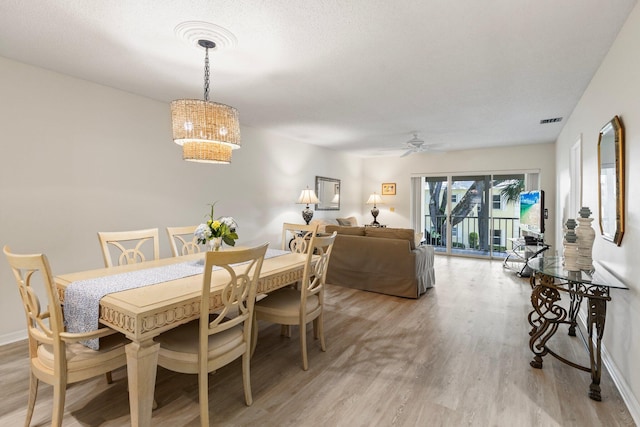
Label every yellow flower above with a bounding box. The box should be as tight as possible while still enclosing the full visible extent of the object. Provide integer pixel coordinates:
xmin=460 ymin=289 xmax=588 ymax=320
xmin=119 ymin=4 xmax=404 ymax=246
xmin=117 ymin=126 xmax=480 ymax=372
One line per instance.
xmin=194 ymin=202 xmax=238 ymax=246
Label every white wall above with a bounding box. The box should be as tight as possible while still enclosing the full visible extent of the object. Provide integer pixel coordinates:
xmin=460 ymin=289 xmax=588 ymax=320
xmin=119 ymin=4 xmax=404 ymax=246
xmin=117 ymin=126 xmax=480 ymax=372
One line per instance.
xmin=555 ymin=2 xmax=640 ymax=418
xmin=0 ymin=56 xmax=362 ymax=343
xmin=362 ymin=143 xmax=557 ymax=247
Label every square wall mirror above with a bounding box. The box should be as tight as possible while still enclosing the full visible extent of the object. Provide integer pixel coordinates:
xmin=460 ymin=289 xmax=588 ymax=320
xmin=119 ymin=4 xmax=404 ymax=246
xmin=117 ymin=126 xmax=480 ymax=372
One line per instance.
xmin=315 ymin=176 xmax=340 ymax=210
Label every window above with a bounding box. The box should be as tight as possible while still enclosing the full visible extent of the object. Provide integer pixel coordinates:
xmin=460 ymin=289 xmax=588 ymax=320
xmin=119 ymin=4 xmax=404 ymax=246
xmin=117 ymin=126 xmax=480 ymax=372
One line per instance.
xmin=493 ymin=229 xmax=502 ymax=246
xmin=492 ymin=195 xmax=503 ymax=210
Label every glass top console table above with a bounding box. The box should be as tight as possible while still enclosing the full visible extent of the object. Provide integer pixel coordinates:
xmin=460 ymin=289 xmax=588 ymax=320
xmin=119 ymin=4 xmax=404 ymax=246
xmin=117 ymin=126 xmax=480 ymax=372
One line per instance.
xmin=526 ymin=256 xmax=628 ymax=401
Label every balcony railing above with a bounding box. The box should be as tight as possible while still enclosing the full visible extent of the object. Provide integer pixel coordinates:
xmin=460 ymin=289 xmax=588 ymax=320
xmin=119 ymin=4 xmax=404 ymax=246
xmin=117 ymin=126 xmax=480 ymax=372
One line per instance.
xmin=424 ymin=214 xmax=521 ymax=257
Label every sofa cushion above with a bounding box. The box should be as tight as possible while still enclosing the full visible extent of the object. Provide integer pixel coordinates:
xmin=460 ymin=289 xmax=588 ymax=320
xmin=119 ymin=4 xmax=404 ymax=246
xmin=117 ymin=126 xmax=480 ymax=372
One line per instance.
xmin=365 ymin=227 xmax=416 ymax=250
xmin=309 ymin=219 xmax=338 ymax=233
xmin=336 ymin=216 xmax=358 ymax=226
xmin=325 ymin=225 xmax=366 ymax=236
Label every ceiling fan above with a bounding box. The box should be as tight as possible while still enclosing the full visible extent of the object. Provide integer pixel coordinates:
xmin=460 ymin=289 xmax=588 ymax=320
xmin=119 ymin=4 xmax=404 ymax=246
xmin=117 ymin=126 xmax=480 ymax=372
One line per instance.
xmin=401 ymin=133 xmax=431 ymax=157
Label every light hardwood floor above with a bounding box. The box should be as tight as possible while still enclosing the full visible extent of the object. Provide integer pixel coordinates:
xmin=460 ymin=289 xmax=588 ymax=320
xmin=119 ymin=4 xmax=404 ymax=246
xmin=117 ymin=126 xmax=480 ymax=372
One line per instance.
xmin=0 ymin=256 xmax=635 ymax=426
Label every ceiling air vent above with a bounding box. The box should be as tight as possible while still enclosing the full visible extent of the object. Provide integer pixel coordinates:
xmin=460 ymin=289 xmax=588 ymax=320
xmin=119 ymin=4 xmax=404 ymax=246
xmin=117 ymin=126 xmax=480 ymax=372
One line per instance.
xmin=540 ymin=117 xmax=563 ymax=124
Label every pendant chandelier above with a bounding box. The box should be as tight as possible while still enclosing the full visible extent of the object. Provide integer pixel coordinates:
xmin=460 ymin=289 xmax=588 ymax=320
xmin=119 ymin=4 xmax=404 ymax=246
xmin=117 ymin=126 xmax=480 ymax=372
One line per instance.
xmin=171 ymin=39 xmax=241 ymax=164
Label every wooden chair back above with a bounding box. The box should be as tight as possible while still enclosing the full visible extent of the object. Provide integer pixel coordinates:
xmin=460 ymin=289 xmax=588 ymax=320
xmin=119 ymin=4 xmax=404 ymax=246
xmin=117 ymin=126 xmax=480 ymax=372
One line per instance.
xmin=301 ymin=231 xmax=337 ymax=306
xmin=281 ymin=223 xmax=318 ymax=253
xmin=97 ymin=228 xmax=160 ymax=267
xmin=166 ymin=225 xmax=201 ymax=257
xmin=3 ymin=245 xmax=127 ymax=426
xmin=200 ymin=244 xmax=268 ymax=348
xmin=4 ymin=246 xmax=64 ymax=361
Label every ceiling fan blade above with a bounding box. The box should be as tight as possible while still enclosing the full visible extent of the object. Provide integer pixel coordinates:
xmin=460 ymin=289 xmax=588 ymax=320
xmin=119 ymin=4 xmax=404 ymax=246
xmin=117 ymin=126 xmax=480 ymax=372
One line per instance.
xmin=400 ymin=149 xmax=414 ymax=157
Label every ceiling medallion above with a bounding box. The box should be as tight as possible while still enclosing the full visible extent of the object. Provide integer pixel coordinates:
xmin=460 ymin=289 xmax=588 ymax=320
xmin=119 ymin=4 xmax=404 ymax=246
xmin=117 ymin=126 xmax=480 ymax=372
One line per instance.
xmin=174 ymin=21 xmax=238 ymax=50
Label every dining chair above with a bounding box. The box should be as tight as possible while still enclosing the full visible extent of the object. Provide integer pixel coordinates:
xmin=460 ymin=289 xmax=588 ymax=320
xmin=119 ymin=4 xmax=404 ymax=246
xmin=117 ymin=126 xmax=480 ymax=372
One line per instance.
xmin=3 ymin=246 xmax=128 ymax=427
xmin=253 ymin=231 xmax=337 ymax=370
xmin=282 ymin=222 xmax=318 ymax=253
xmin=154 ymin=243 xmax=269 ymax=427
xmin=277 ymin=223 xmax=319 ymax=337
xmin=97 ymin=227 xmax=160 ymax=267
xmin=166 ymin=225 xmax=201 ymax=257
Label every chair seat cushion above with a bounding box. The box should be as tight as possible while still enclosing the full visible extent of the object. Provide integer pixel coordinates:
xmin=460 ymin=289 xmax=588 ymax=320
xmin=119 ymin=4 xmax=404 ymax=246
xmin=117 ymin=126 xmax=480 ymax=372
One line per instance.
xmin=254 ymin=288 xmax=320 ymax=317
xmin=155 ymin=320 xmax=244 ymax=364
xmin=37 ymin=331 xmax=127 ymax=372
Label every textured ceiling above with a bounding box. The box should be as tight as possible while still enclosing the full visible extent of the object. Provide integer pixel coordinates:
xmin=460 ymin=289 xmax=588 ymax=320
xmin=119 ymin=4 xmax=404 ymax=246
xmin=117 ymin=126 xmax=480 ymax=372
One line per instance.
xmin=0 ymin=0 xmax=636 ymax=157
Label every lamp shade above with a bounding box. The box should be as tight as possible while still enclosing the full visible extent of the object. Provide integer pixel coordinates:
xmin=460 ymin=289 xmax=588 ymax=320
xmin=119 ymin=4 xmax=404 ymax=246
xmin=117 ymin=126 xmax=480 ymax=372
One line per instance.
xmin=366 ymin=193 xmax=383 ymax=205
xmin=182 ymin=141 xmax=232 ymax=163
xmin=297 ymin=188 xmax=320 ymax=205
xmin=171 ymin=99 xmax=241 ymax=149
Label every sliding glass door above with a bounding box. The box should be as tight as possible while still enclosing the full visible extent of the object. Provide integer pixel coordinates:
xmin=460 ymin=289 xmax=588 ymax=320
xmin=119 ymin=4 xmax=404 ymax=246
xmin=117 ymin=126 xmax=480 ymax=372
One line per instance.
xmin=417 ymin=172 xmax=529 ymax=258
xmin=491 ymin=174 xmax=526 ymax=258
xmin=423 ymin=177 xmax=448 ymax=249
xmin=450 ymin=175 xmax=491 ymax=256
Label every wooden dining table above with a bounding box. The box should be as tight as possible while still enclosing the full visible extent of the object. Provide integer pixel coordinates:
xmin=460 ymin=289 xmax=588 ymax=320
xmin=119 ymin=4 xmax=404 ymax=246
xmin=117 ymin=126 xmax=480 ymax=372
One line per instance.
xmin=54 ymin=250 xmax=310 ymax=427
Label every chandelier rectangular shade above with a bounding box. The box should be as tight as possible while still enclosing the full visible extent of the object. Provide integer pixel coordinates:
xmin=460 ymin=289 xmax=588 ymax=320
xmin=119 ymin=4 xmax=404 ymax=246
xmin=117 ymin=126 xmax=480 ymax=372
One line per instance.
xmin=170 ymin=99 xmax=241 ymax=149
xmin=182 ymin=141 xmax=232 ymax=164
xmin=297 ymin=189 xmax=320 ymax=205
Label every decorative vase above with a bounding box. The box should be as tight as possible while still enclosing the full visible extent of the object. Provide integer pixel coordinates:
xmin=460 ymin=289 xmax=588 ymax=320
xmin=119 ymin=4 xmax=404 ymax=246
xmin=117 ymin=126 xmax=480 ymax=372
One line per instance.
xmin=575 ymin=207 xmax=595 ymax=271
xmin=563 ymin=219 xmax=579 ymax=271
xmin=208 ymin=237 xmax=222 ymax=251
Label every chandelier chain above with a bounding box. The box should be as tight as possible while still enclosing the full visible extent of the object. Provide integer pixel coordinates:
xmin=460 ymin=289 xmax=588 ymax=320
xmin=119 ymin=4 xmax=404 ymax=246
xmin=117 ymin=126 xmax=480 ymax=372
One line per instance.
xmin=203 ymin=46 xmax=210 ymax=102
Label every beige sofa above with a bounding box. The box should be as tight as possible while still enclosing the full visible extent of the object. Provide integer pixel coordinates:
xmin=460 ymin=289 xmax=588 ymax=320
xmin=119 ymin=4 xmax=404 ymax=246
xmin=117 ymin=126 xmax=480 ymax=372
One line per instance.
xmin=324 ymin=225 xmax=435 ymax=298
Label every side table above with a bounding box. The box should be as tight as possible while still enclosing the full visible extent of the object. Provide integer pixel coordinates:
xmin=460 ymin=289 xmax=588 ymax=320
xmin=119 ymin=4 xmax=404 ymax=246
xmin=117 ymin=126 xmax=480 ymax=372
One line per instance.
xmin=527 ymin=256 xmax=627 ymax=401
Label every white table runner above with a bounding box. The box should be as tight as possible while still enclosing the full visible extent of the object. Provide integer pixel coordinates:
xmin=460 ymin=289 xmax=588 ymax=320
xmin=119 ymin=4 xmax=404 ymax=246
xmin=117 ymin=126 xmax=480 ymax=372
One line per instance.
xmin=64 ymin=248 xmax=288 ymax=349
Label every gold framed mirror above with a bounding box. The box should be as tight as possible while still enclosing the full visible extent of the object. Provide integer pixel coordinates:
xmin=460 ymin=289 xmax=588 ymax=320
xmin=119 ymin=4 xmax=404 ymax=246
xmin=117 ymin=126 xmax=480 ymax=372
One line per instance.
xmin=597 ymin=115 xmax=625 ymax=246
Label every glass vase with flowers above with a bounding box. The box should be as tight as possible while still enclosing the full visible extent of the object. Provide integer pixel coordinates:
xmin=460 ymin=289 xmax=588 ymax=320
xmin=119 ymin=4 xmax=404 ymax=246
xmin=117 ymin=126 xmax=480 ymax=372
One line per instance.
xmin=194 ymin=202 xmax=238 ymax=251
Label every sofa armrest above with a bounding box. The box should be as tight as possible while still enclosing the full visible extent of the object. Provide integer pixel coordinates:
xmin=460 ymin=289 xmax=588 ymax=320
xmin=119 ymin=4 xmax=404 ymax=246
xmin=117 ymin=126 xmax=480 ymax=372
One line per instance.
xmin=412 ymin=245 xmax=436 ymax=293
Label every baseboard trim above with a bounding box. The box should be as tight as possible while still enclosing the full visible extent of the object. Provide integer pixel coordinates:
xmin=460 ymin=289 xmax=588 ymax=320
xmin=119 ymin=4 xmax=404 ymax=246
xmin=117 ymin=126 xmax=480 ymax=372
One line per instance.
xmin=0 ymin=330 xmax=27 ymax=347
xmin=578 ymin=312 xmax=640 ymax=425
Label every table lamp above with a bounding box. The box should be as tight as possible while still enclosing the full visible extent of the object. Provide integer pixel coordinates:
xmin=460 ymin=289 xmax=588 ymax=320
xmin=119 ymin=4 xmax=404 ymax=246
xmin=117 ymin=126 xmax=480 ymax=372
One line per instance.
xmin=366 ymin=192 xmax=383 ymax=225
xmin=297 ymin=187 xmax=320 ymax=224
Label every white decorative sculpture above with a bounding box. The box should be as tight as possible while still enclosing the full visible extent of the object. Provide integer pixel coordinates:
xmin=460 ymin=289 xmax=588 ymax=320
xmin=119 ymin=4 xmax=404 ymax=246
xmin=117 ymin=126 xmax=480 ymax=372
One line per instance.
xmin=576 ymin=207 xmax=595 ymax=271
xmin=564 ymin=218 xmax=579 ymax=271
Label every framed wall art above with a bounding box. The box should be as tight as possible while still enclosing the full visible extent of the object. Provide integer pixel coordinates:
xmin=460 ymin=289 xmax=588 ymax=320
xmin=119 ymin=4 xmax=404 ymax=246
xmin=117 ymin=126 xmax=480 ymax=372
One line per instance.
xmin=381 ymin=182 xmax=396 ymax=195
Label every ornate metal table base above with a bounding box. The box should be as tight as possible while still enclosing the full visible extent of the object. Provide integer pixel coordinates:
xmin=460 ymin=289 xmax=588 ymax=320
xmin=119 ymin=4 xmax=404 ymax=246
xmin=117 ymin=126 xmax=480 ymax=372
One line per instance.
xmin=528 ymin=272 xmax=610 ymax=401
